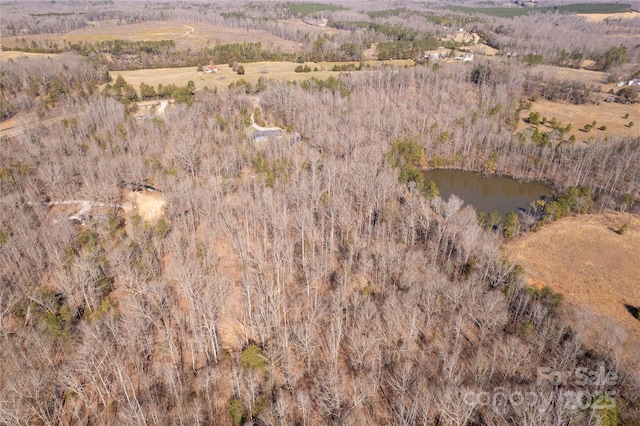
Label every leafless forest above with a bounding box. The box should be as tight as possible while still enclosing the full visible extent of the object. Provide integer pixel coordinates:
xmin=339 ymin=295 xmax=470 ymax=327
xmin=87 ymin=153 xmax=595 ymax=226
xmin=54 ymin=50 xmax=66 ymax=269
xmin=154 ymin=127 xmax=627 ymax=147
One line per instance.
xmin=1 ymin=1 xmax=640 ymax=425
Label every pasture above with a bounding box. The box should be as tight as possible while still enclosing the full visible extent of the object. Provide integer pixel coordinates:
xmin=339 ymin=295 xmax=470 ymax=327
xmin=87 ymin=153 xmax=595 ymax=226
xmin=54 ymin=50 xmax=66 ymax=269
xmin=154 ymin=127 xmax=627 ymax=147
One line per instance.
xmin=110 ymin=60 xmax=415 ymax=94
xmin=444 ymin=3 xmax=633 ymax=18
xmin=0 ymin=51 xmax=59 ymax=61
xmin=0 ymin=20 xmax=302 ymax=52
xmin=506 ymin=212 xmax=640 ymax=358
xmin=577 ymin=11 xmax=640 ymax=21
xmin=517 ymin=99 xmax=640 ymax=140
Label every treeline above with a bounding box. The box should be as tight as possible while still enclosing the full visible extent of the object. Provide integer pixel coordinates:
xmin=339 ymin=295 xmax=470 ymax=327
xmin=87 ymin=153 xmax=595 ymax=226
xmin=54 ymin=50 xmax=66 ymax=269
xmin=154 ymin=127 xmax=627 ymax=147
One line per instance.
xmin=208 ymin=42 xmax=295 ymax=65
xmin=331 ymin=21 xmax=441 ymax=60
xmin=377 ymin=38 xmax=438 ymax=60
xmin=476 ymin=13 xmax=639 ymax=69
xmin=523 ymin=74 xmax=597 ymax=104
xmin=1 ymin=5 xmax=171 ymax=37
xmin=0 ymin=53 xmax=109 ymax=120
xmin=3 ymin=39 xmax=271 ymax=70
xmin=6 ymin=38 xmax=176 ymax=57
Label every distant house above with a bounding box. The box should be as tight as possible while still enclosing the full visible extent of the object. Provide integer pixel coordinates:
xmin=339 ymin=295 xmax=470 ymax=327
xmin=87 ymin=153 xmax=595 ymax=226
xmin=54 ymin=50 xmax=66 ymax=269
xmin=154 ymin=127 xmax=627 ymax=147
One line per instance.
xmin=617 ymin=79 xmax=640 ymax=87
xmin=253 ymin=128 xmax=283 ymax=142
xmin=204 ymin=65 xmax=219 ymax=73
xmin=303 ymin=17 xmax=328 ymax=27
xmin=424 ymin=48 xmax=450 ymax=61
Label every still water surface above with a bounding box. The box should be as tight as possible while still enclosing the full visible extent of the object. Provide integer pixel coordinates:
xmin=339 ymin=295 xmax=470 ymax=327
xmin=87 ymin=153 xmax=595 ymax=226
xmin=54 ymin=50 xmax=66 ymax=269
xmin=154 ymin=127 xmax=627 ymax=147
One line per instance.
xmin=423 ymin=169 xmax=553 ymax=216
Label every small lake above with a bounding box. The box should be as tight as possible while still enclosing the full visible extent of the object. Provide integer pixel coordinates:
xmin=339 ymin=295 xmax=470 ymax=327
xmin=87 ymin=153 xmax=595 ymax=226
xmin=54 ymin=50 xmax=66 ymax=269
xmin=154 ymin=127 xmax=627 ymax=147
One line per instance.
xmin=423 ymin=169 xmax=553 ymax=216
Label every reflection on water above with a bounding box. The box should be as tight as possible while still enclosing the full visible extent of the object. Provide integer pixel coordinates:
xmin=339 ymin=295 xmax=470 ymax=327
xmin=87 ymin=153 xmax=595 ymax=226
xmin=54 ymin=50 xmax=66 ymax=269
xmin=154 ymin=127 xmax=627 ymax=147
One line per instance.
xmin=423 ymin=169 xmax=553 ymax=216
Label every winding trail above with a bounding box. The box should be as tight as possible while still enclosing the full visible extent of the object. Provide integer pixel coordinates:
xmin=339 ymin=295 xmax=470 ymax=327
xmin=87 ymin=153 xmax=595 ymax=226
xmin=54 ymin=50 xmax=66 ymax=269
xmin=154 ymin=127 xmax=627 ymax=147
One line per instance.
xmin=31 ymin=200 xmax=124 ymax=222
xmin=176 ymin=25 xmax=195 ymax=39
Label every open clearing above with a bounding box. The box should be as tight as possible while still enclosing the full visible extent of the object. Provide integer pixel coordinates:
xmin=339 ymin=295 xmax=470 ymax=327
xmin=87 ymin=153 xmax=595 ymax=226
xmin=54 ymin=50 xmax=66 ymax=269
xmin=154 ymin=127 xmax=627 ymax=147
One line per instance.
xmin=517 ymin=99 xmax=640 ymax=140
xmin=465 ymin=43 xmax=498 ymax=56
xmin=0 ymin=51 xmax=60 ymax=61
xmin=506 ymin=212 xmax=640 ymax=355
xmin=0 ymin=20 xmax=301 ymax=52
xmin=530 ymin=64 xmax=610 ymax=88
xmin=110 ymin=60 xmax=415 ymax=94
xmin=121 ymin=191 xmax=166 ymax=223
xmin=577 ymin=11 xmax=640 ymax=21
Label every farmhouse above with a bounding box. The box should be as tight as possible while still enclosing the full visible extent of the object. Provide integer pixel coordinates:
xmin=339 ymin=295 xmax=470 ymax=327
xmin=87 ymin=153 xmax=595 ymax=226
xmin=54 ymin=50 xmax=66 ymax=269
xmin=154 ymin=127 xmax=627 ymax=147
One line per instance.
xmin=252 ymin=128 xmax=283 ymax=142
xmin=302 ymin=17 xmax=328 ymax=27
xmin=455 ymin=53 xmax=474 ymax=62
xmin=617 ymin=79 xmax=640 ymax=87
xmin=204 ymin=65 xmax=219 ymax=73
xmin=424 ymin=48 xmax=451 ymax=61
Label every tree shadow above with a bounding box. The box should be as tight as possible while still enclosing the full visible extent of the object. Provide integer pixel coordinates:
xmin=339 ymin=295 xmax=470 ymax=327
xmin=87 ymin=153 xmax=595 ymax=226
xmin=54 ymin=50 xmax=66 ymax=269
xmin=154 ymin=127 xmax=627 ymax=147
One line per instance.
xmin=624 ymin=304 xmax=640 ymax=321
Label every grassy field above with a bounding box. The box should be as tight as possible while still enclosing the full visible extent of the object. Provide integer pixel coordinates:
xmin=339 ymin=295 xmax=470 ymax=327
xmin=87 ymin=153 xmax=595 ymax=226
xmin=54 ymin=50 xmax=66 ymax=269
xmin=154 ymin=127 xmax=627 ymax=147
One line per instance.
xmin=443 ymin=6 xmax=542 ymax=18
xmin=532 ymin=64 xmax=611 ymax=87
xmin=285 ymin=2 xmax=347 ymax=16
xmin=110 ymin=60 xmax=415 ymax=94
xmin=506 ymin=211 xmax=640 ymax=358
xmin=577 ymin=11 xmax=640 ymax=21
xmin=517 ymin=99 xmax=640 ymax=140
xmin=514 ymin=64 xmax=639 ymax=140
xmin=0 ymin=21 xmax=302 ymax=52
xmin=0 ymin=51 xmax=60 ymax=61
xmin=444 ymin=3 xmax=633 ymax=17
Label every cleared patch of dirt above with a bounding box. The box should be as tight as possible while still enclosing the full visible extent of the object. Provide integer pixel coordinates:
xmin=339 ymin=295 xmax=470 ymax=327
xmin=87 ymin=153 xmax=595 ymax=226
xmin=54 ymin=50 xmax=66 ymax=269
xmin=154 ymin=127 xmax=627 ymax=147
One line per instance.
xmin=465 ymin=43 xmax=498 ymax=56
xmin=122 ymin=191 xmax=166 ymax=222
xmin=577 ymin=11 xmax=640 ymax=22
xmin=505 ymin=212 xmax=640 ymax=356
xmin=363 ymin=43 xmax=378 ymax=60
xmin=517 ymin=99 xmax=640 ymax=140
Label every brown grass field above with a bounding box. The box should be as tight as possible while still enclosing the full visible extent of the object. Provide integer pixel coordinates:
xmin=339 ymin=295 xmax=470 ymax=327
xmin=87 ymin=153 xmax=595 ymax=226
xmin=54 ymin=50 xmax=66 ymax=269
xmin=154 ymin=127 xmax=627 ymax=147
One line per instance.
xmin=517 ymin=98 xmax=640 ymax=140
xmin=577 ymin=11 xmax=640 ymax=22
xmin=532 ymin=64 xmax=611 ymax=87
xmin=0 ymin=51 xmax=60 ymax=61
xmin=506 ymin=212 xmax=640 ymax=356
xmin=109 ymin=60 xmax=415 ymax=94
xmin=0 ymin=20 xmax=302 ymax=52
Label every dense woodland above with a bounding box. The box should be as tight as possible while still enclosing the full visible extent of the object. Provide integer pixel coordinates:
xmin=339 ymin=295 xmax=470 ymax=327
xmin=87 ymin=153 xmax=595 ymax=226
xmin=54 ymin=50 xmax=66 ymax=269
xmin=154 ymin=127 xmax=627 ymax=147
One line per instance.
xmin=1 ymin=1 xmax=640 ymax=425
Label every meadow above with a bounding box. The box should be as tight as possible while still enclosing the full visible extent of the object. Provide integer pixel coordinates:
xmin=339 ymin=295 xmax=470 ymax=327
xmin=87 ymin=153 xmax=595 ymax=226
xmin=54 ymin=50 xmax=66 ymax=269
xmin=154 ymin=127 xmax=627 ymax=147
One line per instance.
xmin=110 ymin=59 xmax=415 ymax=94
xmin=444 ymin=3 xmax=633 ymax=18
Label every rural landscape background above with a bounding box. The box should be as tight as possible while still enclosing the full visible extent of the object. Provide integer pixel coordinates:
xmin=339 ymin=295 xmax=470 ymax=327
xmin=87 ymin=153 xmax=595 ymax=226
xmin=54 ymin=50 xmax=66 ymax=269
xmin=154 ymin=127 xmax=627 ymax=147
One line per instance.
xmin=1 ymin=0 xmax=639 ymax=424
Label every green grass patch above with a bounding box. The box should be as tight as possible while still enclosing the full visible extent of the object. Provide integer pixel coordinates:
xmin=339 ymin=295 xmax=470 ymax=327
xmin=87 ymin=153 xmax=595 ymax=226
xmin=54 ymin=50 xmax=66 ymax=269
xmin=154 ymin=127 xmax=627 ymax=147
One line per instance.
xmin=366 ymin=8 xmax=408 ymax=18
xmin=443 ymin=3 xmax=632 ymax=17
xmin=555 ymin=3 xmax=632 ymax=13
xmin=443 ymin=5 xmax=542 ymax=17
xmin=285 ymin=2 xmax=347 ymax=16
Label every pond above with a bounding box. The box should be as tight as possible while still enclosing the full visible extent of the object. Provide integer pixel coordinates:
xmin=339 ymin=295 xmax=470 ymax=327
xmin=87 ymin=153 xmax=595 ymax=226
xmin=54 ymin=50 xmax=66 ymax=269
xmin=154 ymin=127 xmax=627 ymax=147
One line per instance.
xmin=423 ymin=169 xmax=553 ymax=216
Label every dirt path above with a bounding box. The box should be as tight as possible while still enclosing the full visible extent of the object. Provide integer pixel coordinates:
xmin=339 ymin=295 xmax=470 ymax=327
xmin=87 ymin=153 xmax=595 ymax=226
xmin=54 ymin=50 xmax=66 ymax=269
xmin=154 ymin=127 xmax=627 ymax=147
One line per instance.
xmin=1 ymin=115 xmax=61 ymax=139
xmin=30 ymin=200 xmax=121 ymax=223
xmin=176 ymin=25 xmax=194 ymax=39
